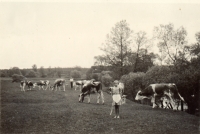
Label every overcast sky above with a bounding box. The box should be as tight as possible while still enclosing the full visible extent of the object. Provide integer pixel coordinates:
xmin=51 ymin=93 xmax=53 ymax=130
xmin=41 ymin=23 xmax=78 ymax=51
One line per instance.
xmin=0 ymin=1 xmax=200 ymax=69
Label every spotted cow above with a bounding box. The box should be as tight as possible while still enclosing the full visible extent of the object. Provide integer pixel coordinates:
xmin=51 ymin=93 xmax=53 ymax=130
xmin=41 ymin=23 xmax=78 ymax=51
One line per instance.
xmin=20 ymin=80 xmax=34 ymax=91
xmin=50 ymin=79 xmax=66 ymax=91
xmin=135 ymin=83 xmax=184 ymax=110
xmin=79 ymin=81 xmax=104 ymax=104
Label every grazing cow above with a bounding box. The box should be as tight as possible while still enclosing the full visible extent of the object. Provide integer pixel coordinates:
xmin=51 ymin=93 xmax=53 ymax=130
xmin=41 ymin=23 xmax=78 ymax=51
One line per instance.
xmin=33 ymin=81 xmax=46 ymax=90
xmin=40 ymin=80 xmax=50 ymax=90
xmin=78 ymin=81 xmax=104 ymax=104
xmin=50 ymin=79 xmax=66 ymax=91
xmin=135 ymin=83 xmax=184 ymax=110
xmin=73 ymin=80 xmax=88 ymax=91
xmin=20 ymin=80 xmax=34 ymax=91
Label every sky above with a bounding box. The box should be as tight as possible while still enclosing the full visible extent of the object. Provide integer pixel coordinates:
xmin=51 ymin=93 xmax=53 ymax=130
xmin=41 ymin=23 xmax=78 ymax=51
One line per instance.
xmin=0 ymin=0 xmax=200 ymax=69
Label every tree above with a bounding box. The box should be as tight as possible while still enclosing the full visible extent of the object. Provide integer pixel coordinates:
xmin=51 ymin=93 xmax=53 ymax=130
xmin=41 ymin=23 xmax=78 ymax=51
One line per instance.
xmin=26 ymin=70 xmax=37 ymax=77
xmin=32 ymin=64 xmax=37 ymax=72
xmin=70 ymin=70 xmax=81 ymax=79
xmin=12 ymin=74 xmax=26 ymax=82
xmin=133 ymin=31 xmax=150 ymax=72
xmin=100 ymin=20 xmax=133 ymax=78
xmin=39 ymin=66 xmax=46 ymax=77
xmin=154 ymin=23 xmax=187 ymax=68
xmin=8 ymin=67 xmax=22 ymax=76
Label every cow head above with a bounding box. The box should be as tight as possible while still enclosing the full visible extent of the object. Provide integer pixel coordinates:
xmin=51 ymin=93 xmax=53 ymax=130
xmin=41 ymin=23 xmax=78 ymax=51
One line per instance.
xmin=50 ymin=85 xmax=55 ymax=90
xmin=78 ymin=93 xmax=85 ymax=102
xmin=135 ymin=90 xmax=151 ymax=100
xmin=78 ymin=86 xmax=89 ymax=102
xmin=33 ymin=83 xmax=37 ymax=88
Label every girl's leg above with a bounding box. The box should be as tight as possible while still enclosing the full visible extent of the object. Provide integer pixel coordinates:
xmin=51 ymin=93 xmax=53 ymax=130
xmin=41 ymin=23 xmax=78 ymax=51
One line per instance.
xmin=117 ymin=105 xmax=120 ymax=118
xmin=114 ymin=105 xmax=117 ymax=118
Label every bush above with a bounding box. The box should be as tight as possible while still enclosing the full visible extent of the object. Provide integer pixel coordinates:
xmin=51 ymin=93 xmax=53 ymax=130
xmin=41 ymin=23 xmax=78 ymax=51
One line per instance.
xmin=120 ymin=72 xmax=145 ymax=101
xmin=12 ymin=74 xmax=26 ymax=82
xmin=143 ymin=66 xmax=171 ymax=86
xmin=91 ymin=73 xmax=101 ymax=81
xmin=101 ymin=74 xmax=113 ymax=87
xmin=70 ymin=70 xmax=81 ymax=79
xmin=25 ymin=70 xmax=37 ymax=77
xmin=1 ymin=72 xmax=6 ymax=77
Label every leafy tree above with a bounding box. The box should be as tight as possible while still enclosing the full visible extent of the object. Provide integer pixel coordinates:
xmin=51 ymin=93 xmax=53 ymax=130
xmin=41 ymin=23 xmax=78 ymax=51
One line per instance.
xmin=39 ymin=66 xmax=46 ymax=77
xmin=8 ymin=67 xmax=22 ymax=77
xmin=26 ymin=70 xmax=37 ymax=77
xmin=12 ymin=74 xmax=26 ymax=82
xmin=154 ymin=23 xmax=188 ymax=67
xmin=21 ymin=69 xmax=27 ymax=76
xmin=32 ymin=64 xmax=37 ymax=72
xmin=133 ymin=31 xmax=151 ymax=72
xmin=100 ymin=20 xmax=133 ymax=78
xmin=70 ymin=70 xmax=81 ymax=79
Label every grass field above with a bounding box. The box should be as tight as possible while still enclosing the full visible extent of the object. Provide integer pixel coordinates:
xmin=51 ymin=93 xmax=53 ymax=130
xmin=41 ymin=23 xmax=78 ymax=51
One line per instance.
xmin=1 ymin=79 xmax=199 ymax=134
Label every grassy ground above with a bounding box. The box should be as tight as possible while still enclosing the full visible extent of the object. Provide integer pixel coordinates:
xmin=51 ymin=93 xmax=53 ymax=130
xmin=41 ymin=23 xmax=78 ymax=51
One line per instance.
xmin=1 ymin=79 xmax=199 ymax=134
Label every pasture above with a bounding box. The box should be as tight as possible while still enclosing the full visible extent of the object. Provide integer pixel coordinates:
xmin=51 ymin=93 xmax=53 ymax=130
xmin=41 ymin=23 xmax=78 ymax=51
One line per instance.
xmin=1 ymin=78 xmax=199 ymax=134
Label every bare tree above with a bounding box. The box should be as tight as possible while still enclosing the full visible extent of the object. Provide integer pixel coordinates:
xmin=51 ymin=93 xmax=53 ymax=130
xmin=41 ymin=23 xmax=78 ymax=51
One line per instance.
xmin=100 ymin=20 xmax=133 ymax=77
xmin=133 ymin=31 xmax=149 ymax=71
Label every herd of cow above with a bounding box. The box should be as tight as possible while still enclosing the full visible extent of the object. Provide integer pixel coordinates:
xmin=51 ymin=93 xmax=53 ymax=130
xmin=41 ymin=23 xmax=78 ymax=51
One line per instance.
xmin=17 ymin=79 xmax=185 ymax=111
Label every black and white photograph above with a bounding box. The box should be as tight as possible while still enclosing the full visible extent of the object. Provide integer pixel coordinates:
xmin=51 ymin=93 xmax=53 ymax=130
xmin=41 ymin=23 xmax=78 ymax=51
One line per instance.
xmin=0 ymin=0 xmax=199 ymax=133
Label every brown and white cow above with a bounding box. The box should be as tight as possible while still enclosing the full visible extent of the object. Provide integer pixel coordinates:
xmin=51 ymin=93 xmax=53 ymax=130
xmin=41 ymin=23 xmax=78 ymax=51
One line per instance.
xmin=50 ymin=79 xmax=66 ymax=91
xmin=135 ymin=83 xmax=184 ymax=110
xmin=40 ymin=80 xmax=50 ymax=90
xmin=78 ymin=81 xmax=104 ymax=104
xmin=20 ymin=80 xmax=34 ymax=91
xmin=73 ymin=80 xmax=88 ymax=91
xmin=33 ymin=81 xmax=46 ymax=90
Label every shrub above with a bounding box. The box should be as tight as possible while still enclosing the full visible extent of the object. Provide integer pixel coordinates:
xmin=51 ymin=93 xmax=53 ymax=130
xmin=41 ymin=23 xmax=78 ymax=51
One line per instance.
xmin=120 ymin=72 xmax=145 ymax=101
xmin=143 ymin=66 xmax=171 ymax=86
xmin=70 ymin=70 xmax=81 ymax=79
xmin=12 ymin=74 xmax=26 ymax=82
xmin=101 ymin=74 xmax=113 ymax=87
xmin=1 ymin=72 xmax=6 ymax=77
xmin=25 ymin=70 xmax=37 ymax=77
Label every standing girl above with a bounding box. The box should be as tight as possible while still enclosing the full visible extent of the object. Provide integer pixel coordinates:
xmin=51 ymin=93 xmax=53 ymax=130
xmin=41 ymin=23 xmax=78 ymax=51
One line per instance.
xmin=110 ymin=80 xmax=123 ymax=119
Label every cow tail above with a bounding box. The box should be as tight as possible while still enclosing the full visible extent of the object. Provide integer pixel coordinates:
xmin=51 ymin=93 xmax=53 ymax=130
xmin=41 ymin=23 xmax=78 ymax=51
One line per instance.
xmin=174 ymin=84 xmax=185 ymax=101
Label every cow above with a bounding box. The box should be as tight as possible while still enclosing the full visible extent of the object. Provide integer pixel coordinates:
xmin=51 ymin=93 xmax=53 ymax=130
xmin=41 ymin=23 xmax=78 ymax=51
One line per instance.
xmin=135 ymin=83 xmax=184 ymax=110
xmin=73 ymin=80 xmax=88 ymax=91
xmin=78 ymin=81 xmax=104 ymax=104
xmin=40 ymin=80 xmax=50 ymax=90
xmin=50 ymin=79 xmax=66 ymax=91
xmin=33 ymin=81 xmax=46 ymax=90
xmin=20 ymin=80 xmax=34 ymax=91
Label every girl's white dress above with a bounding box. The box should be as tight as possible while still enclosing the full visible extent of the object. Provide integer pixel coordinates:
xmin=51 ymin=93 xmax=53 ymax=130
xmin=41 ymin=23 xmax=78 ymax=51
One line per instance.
xmin=111 ymin=86 xmax=122 ymax=106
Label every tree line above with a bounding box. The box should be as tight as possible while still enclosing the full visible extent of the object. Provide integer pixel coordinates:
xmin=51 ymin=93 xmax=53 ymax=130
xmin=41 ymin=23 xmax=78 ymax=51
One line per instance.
xmin=0 ymin=65 xmax=89 ymax=80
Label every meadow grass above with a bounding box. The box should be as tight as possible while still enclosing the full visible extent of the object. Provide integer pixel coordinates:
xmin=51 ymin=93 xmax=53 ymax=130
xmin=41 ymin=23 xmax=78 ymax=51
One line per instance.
xmin=1 ymin=79 xmax=199 ymax=134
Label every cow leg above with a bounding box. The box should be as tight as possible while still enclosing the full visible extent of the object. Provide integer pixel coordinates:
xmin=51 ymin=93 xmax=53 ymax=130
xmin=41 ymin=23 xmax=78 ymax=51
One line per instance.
xmin=63 ymin=84 xmax=65 ymax=91
xmin=88 ymin=94 xmax=90 ymax=103
xmin=165 ymin=92 xmax=176 ymax=110
xmin=97 ymin=92 xmax=100 ymax=104
xmin=100 ymin=91 xmax=104 ymax=104
xmin=151 ymin=95 xmax=157 ymax=108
